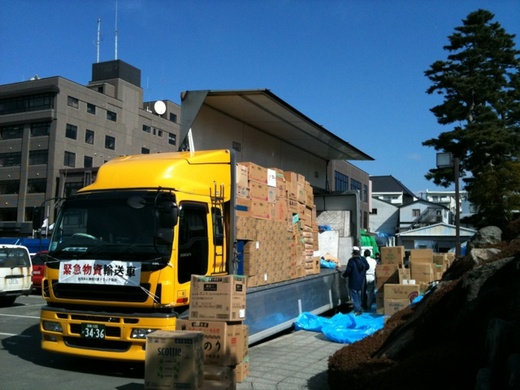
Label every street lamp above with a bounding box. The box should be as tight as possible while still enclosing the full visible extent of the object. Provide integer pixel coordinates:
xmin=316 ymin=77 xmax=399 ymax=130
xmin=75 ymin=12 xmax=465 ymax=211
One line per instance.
xmin=436 ymin=152 xmax=461 ymax=258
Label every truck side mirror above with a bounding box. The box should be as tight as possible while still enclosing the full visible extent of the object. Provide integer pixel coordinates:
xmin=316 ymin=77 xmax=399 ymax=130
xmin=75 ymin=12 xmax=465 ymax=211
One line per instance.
xmin=158 ymin=202 xmax=178 ymax=228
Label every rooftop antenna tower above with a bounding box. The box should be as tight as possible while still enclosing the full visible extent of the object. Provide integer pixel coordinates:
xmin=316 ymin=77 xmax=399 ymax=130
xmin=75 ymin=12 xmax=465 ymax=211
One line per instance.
xmin=114 ymin=0 xmax=118 ymax=60
xmin=96 ymin=18 xmax=101 ymax=63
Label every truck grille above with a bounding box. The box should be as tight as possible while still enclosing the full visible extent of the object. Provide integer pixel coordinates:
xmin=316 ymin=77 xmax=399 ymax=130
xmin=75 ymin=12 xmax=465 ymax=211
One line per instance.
xmin=51 ymin=281 xmax=152 ymax=302
xmin=64 ymin=337 xmax=131 ymax=352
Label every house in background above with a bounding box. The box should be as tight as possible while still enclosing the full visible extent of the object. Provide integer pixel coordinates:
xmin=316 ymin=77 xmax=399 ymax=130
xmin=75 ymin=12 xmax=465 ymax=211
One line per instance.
xmin=369 ymin=197 xmax=398 ymax=247
xmin=370 ymin=176 xmax=478 ymax=253
xmin=398 ymin=199 xmax=450 ymax=233
xmin=420 ymin=189 xmax=476 ymax=227
xmin=371 ymin=175 xmax=417 ymax=206
xmin=397 ymin=223 xmax=477 ymax=252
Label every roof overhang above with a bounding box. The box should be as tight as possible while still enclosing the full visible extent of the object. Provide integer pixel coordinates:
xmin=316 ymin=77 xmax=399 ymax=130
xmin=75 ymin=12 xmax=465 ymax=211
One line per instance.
xmin=179 ymin=89 xmax=374 ymax=161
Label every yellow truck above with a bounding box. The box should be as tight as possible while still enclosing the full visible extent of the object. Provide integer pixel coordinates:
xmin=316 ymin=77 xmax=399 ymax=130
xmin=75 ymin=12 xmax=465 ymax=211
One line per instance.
xmin=38 ymin=149 xmax=348 ymax=361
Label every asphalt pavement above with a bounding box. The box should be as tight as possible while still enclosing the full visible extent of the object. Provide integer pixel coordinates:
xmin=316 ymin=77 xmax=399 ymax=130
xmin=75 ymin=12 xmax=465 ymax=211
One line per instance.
xmin=1 ymin=294 xmax=346 ymax=390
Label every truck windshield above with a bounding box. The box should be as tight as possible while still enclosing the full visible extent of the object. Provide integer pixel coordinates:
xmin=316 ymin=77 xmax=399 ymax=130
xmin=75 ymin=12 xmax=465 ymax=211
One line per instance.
xmin=48 ymin=190 xmax=176 ymax=262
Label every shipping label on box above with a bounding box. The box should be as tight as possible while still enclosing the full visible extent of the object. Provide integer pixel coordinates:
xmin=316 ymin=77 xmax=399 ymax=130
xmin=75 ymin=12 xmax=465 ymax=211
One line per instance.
xmin=267 ymin=168 xmax=277 ymax=187
xmin=189 ymin=275 xmax=247 ymax=321
xmin=380 ymin=246 xmax=405 ymax=265
xmin=145 ymin=330 xmax=204 ymax=390
xmin=384 ymin=283 xmax=420 ymax=302
xmin=236 ymin=163 xmax=248 ymax=187
xmin=176 ymin=320 xmax=247 ymax=365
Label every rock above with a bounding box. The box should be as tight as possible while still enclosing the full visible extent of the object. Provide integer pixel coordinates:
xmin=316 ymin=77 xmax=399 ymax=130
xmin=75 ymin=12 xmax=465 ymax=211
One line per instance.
xmin=467 ymin=226 xmax=502 ymax=251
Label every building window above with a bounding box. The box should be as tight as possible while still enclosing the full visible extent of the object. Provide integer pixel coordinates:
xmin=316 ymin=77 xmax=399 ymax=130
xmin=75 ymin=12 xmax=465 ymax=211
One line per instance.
xmin=67 ymin=96 xmax=79 ymax=108
xmin=66 ymin=124 xmax=78 ymax=140
xmin=143 ymin=124 xmax=151 ymax=133
xmin=0 ymin=208 xmax=17 ymax=221
xmin=157 ymin=130 xmax=163 ymax=137
xmin=334 ymin=171 xmax=348 ymax=192
xmin=85 ymin=129 xmax=95 ymax=144
xmin=64 ymin=151 xmax=76 ymax=167
xmin=84 ymin=155 xmax=93 ymax=168
xmin=412 ymin=209 xmax=421 ymax=217
xmin=31 ymin=122 xmax=51 ymax=136
xmin=168 ymin=133 xmax=176 ymax=145
xmin=106 ymin=110 xmax=117 ymax=121
xmin=27 ymin=178 xmax=47 ymax=193
xmin=105 ymin=135 xmax=115 ymax=150
xmin=0 ymin=152 xmax=22 ymax=167
xmin=0 ymin=180 xmax=19 ymax=194
xmin=0 ymin=124 xmax=23 ymax=139
xmin=0 ymin=93 xmax=54 ymax=115
xmin=64 ymin=182 xmax=84 ymax=198
xmin=87 ymin=103 xmax=96 ymax=114
xmin=141 ymin=147 xmax=150 ymax=154
xmin=351 ymin=179 xmax=361 ymax=193
xmin=371 ymin=208 xmax=378 ymax=215
xmin=363 ymin=184 xmax=369 ymax=203
xmin=170 ymin=113 xmax=177 ymax=123
xmin=29 ymin=150 xmax=48 ymax=165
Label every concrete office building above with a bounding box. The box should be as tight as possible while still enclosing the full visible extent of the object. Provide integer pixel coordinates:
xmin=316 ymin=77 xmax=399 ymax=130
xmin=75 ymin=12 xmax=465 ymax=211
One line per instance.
xmin=0 ymin=60 xmax=180 ymax=236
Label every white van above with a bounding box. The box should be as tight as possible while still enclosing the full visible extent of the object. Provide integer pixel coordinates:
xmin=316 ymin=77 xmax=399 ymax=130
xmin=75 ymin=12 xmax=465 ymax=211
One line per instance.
xmin=0 ymin=245 xmax=33 ymax=306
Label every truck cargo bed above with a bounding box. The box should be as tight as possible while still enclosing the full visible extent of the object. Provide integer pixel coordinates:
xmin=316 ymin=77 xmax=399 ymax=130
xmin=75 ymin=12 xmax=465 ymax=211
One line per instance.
xmin=244 ymin=268 xmax=349 ymax=344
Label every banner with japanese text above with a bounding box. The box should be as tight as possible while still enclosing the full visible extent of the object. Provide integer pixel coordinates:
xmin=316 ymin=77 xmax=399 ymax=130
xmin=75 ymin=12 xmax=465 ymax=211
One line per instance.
xmin=58 ymin=260 xmax=141 ymax=286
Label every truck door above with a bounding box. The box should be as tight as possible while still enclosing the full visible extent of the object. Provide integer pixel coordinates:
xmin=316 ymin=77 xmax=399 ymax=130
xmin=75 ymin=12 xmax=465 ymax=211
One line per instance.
xmin=177 ymin=202 xmax=209 ymax=283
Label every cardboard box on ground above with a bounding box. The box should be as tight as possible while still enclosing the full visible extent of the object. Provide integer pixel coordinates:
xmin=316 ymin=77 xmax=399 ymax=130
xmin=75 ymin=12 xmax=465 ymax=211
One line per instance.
xmin=377 ymin=246 xmax=455 ymax=317
xmin=145 ymin=275 xmax=250 ymax=389
xmin=144 ymin=330 xmax=205 ymax=390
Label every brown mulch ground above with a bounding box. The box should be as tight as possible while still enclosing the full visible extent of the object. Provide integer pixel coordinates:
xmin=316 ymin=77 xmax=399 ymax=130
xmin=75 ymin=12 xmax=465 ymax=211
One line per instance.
xmin=328 ymin=240 xmax=520 ymax=390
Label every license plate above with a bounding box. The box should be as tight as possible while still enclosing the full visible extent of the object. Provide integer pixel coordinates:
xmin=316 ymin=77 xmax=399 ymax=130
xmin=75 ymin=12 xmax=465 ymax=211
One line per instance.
xmin=7 ymin=278 xmax=20 ymax=285
xmin=81 ymin=323 xmax=106 ymax=339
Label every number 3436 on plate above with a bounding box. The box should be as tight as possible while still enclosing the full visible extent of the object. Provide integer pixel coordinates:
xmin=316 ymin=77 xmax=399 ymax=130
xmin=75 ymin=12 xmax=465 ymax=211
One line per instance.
xmin=81 ymin=323 xmax=106 ymax=339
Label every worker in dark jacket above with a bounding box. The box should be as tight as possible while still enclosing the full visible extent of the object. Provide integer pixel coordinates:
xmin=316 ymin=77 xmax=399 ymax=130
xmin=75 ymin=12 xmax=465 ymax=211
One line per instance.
xmin=342 ymin=246 xmax=370 ymax=316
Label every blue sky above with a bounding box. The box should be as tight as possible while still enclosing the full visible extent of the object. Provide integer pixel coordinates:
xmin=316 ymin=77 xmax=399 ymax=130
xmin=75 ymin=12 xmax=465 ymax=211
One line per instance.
xmin=2 ymin=1 xmax=519 ymax=194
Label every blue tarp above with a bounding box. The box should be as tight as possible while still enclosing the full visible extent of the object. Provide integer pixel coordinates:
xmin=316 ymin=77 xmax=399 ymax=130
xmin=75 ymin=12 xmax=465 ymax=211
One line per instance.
xmin=294 ymin=311 xmax=385 ymax=344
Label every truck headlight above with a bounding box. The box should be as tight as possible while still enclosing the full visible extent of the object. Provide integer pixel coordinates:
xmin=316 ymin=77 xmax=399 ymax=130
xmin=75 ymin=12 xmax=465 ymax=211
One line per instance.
xmin=131 ymin=328 xmax=158 ymax=339
xmin=42 ymin=321 xmax=63 ymax=332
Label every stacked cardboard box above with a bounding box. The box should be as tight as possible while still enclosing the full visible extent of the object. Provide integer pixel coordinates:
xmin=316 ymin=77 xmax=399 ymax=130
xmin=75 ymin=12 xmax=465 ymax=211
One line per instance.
xmin=383 ymin=283 xmax=420 ymax=316
xmin=377 ymin=246 xmax=454 ymax=316
xmin=144 ymin=330 xmax=205 ymax=390
xmin=377 ymin=246 xmax=413 ymax=315
xmin=175 ymin=274 xmax=250 ymax=387
xmin=235 ymin=162 xmax=318 ymax=288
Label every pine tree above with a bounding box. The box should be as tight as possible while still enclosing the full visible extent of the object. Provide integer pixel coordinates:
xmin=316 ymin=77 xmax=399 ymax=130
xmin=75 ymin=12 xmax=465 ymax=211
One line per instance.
xmin=423 ymin=9 xmax=520 ymax=230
